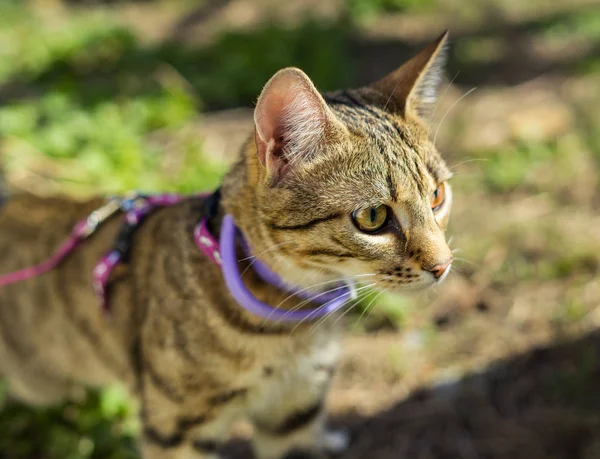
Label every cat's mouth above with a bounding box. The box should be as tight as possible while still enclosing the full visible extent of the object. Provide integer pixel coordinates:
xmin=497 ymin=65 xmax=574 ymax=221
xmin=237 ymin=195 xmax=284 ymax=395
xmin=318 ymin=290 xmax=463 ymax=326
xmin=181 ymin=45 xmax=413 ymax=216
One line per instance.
xmin=350 ymin=262 xmax=453 ymax=295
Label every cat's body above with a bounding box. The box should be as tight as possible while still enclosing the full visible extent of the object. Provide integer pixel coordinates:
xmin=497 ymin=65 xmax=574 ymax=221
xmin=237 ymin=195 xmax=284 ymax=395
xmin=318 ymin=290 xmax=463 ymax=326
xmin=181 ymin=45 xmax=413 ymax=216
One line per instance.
xmin=0 ymin=33 xmax=454 ymax=458
xmin=0 ymin=194 xmax=341 ymax=458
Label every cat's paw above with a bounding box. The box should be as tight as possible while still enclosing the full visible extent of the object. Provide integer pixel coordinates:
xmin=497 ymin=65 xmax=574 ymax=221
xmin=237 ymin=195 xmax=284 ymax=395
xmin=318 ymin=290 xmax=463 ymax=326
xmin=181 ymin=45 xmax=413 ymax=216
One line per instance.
xmin=323 ymin=429 xmax=350 ymax=455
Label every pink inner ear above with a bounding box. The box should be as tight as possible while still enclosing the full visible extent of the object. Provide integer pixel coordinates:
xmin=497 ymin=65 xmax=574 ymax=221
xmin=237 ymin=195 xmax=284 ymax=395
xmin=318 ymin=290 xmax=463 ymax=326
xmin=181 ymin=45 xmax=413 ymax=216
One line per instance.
xmin=254 ymin=69 xmax=330 ymax=179
xmin=255 ymin=89 xmax=288 ymax=167
xmin=256 ymin=88 xmax=288 ymax=143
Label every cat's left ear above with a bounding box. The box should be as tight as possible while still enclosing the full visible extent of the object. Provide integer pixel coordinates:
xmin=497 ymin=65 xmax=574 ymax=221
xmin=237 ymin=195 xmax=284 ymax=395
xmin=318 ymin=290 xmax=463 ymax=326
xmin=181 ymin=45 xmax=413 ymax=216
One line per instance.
xmin=371 ymin=31 xmax=449 ymax=121
xmin=254 ymin=67 xmax=339 ymax=185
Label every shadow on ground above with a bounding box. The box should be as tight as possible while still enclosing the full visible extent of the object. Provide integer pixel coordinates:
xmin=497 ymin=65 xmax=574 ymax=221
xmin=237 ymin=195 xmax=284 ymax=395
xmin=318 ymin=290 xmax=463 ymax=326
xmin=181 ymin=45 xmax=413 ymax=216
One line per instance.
xmin=339 ymin=330 xmax=600 ymax=459
xmin=223 ymin=329 xmax=600 ymax=459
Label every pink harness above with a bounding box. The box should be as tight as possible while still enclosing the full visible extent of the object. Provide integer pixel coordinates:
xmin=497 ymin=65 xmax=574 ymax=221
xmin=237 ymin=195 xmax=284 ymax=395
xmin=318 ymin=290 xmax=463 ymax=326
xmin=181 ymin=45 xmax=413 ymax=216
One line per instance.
xmin=0 ymin=194 xmax=208 ymax=314
xmin=0 ymin=192 xmax=354 ymax=321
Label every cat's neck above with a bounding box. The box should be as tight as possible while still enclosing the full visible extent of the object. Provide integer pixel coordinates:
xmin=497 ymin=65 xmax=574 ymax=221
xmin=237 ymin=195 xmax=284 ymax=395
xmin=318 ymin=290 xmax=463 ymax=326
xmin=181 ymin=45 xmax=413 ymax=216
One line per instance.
xmin=214 ymin=139 xmax=342 ymax=318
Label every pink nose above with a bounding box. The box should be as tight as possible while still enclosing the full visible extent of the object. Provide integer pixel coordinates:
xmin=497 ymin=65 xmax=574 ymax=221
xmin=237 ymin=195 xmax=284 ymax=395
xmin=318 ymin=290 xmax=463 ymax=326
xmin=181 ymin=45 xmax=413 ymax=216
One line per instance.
xmin=427 ymin=261 xmax=452 ymax=279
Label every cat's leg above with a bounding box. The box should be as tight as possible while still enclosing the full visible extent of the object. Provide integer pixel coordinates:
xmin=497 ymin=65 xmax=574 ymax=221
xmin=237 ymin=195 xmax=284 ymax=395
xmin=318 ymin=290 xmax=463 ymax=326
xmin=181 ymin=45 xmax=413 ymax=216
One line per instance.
xmin=249 ymin=364 xmax=348 ymax=459
xmin=252 ymin=403 xmax=349 ymax=459
xmin=140 ymin=389 xmax=240 ymax=459
xmin=141 ymin=414 xmax=229 ymax=459
xmin=252 ymin=402 xmax=327 ymax=459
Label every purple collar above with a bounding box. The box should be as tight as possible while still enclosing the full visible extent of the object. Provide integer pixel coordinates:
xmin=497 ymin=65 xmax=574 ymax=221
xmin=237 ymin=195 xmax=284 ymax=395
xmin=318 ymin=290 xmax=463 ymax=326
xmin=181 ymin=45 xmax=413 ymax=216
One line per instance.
xmin=0 ymin=192 xmax=355 ymax=323
xmin=194 ymin=214 xmax=355 ymax=322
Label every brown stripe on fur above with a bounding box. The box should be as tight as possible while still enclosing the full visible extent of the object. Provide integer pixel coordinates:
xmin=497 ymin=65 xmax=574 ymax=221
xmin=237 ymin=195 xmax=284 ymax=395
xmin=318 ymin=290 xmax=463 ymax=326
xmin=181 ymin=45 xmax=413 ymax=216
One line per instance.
xmin=143 ymin=412 xmax=209 ymax=448
xmin=143 ymin=427 xmax=184 ymax=448
xmin=268 ymin=213 xmax=340 ymax=231
xmin=206 ymin=292 xmax=289 ymax=335
xmin=258 ymin=401 xmax=323 ymax=436
xmin=143 ymin=357 xmax=185 ymax=403
xmin=192 ymin=439 xmax=220 ymax=454
xmin=207 ymin=388 xmax=248 ymax=406
xmin=300 ymin=248 xmax=355 ymax=259
xmin=162 ymin=253 xmax=187 ymax=293
xmin=54 ymin=260 xmax=127 ymax=379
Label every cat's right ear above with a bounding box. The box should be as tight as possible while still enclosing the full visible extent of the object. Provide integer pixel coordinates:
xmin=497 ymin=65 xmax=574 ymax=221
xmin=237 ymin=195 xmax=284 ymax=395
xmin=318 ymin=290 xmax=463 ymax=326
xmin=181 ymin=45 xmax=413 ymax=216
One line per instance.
xmin=254 ymin=68 xmax=336 ymax=186
xmin=371 ymin=31 xmax=449 ymax=121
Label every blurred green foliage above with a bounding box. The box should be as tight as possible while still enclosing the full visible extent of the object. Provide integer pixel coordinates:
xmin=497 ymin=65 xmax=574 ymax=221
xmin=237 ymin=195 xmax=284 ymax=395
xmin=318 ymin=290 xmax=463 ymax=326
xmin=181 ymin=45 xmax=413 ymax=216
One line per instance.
xmin=0 ymin=3 xmax=352 ymax=195
xmin=347 ymin=0 xmax=435 ymax=19
xmin=0 ymin=384 xmax=138 ymax=459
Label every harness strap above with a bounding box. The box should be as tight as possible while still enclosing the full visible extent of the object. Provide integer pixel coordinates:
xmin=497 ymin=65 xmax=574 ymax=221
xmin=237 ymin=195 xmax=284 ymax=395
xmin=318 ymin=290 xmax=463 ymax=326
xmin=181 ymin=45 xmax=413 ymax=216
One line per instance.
xmin=0 ymin=190 xmax=355 ymax=322
xmin=0 ymin=193 xmax=195 ymax=315
xmin=92 ymin=193 xmax=197 ymax=314
xmin=0 ymin=198 xmax=122 ymax=288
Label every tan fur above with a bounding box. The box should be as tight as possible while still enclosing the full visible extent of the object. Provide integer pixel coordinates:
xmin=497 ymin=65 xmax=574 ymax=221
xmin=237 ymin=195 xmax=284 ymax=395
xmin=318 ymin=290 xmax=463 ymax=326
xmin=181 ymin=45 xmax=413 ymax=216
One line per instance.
xmin=0 ymin=34 xmax=454 ymax=458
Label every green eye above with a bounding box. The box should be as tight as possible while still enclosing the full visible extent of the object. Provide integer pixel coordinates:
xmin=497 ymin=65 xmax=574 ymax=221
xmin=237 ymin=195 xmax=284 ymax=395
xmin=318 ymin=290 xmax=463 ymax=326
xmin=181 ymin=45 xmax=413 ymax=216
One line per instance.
xmin=352 ymin=205 xmax=388 ymax=232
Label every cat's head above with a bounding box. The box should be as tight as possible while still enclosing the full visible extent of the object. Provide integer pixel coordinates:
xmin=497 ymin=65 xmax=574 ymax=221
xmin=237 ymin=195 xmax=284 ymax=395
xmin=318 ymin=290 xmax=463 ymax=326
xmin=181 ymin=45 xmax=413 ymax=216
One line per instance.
xmin=236 ymin=32 xmax=453 ymax=294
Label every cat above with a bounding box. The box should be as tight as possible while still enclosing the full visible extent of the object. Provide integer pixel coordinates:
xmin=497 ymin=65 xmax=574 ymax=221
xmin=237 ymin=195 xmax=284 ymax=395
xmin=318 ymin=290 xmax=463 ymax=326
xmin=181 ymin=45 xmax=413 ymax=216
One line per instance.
xmin=0 ymin=32 xmax=453 ymax=459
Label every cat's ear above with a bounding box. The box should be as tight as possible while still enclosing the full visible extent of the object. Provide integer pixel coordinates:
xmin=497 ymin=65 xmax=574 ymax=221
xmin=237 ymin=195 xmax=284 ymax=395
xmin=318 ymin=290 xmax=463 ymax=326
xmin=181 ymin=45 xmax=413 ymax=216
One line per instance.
xmin=371 ymin=31 xmax=449 ymax=121
xmin=254 ymin=67 xmax=336 ymax=185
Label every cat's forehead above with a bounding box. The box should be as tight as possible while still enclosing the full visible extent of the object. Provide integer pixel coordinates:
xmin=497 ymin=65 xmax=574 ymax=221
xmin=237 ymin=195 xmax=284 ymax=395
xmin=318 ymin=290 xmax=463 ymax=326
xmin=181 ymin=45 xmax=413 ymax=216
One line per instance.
xmin=297 ymin=146 xmax=435 ymax=210
xmin=326 ymin=90 xmax=435 ymax=163
xmin=325 ymin=89 xmax=410 ymax=142
xmin=294 ymin=96 xmax=443 ymax=204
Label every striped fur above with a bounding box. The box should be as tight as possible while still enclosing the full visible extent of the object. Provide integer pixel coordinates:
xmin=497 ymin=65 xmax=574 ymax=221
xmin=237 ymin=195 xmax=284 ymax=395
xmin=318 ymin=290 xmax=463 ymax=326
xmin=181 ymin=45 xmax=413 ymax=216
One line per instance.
xmin=0 ymin=34 xmax=454 ymax=459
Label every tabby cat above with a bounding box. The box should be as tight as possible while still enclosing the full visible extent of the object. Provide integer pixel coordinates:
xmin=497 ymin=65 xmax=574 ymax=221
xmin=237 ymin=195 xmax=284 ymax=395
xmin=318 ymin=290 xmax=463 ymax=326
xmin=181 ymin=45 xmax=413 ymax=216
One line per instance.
xmin=0 ymin=32 xmax=453 ymax=458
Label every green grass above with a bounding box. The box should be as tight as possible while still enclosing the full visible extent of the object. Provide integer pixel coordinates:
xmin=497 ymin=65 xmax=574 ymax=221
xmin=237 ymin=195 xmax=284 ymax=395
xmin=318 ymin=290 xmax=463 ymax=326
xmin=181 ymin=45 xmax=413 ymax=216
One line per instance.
xmin=0 ymin=384 xmax=138 ymax=459
xmin=0 ymin=3 xmax=353 ymax=196
xmin=346 ymin=0 xmax=436 ymax=20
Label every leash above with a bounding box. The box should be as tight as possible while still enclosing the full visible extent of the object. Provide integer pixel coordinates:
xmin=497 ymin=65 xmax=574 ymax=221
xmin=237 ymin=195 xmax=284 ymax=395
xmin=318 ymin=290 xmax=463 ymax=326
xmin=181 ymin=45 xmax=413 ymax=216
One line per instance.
xmin=0 ymin=196 xmax=123 ymax=288
xmin=0 ymin=191 xmax=355 ymax=322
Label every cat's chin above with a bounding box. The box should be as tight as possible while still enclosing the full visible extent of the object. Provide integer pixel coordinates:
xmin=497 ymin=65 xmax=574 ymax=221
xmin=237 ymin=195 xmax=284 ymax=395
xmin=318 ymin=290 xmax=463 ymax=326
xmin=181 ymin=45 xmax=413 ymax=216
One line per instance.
xmin=385 ymin=277 xmax=439 ymax=294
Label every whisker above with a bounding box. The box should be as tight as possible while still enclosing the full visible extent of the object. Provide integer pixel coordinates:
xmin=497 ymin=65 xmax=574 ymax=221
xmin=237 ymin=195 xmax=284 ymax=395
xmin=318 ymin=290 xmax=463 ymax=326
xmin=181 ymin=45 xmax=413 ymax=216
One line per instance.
xmin=289 ymin=281 xmax=380 ymax=332
xmin=239 ymin=241 xmax=294 ymax=262
xmin=356 ymin=288 xmax=387 ymax=324
xmin=324 ymin=284 xmax=388 ymax=334
xmin=426 ymin=71 xmax=460 ymax=140
xmin=271 ymin=273 xmax=378 ymax=312
xmin=268 ymin=275 xmax=379 ymax=326
xmin=453 ymin=256 xmax=479 ymax=268
xmin=383 ymin=81 xmax=403 ymax=112
xmin=360 ymin=288 xmax=389 ymax=324
xmin=273 ymin=277 xmax=359 ymax=312
xmin=433 ymin=86 xmax=478 ymax=148
xmin=307 ymin=275 xmax=393 ymax=336
xmin=446 ymin=265 xmax=467 ymax=276
xmin=309 ymin=290 xmax=372 ymax=336
xmin=264 ymin=282 xmax=353 ymax=325
xmin=449 ymin=157 xmax=490 ymax=171
xmin=304 ymin=285 xmax=377 ymax=336
xmin=240 ymin=242 xmax=294 ymax=277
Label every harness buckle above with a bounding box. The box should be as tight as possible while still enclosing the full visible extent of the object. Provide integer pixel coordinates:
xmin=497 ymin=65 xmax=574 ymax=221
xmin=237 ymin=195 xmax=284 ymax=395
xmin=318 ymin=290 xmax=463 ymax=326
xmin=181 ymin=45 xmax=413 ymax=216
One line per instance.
xmin=82 ymin=197 xmax=122 ymax=238
xmin=119 ymin=191 xmax=149 ymax=212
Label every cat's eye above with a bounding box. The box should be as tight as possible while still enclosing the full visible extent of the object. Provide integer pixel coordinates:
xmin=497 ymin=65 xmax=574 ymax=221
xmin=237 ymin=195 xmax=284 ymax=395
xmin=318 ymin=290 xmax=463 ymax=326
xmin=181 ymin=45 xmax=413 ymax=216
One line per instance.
xmin=352 ymin=205 xmax=388 ymax=233
xmin=431 ymin=182 xmax=446 ymax=211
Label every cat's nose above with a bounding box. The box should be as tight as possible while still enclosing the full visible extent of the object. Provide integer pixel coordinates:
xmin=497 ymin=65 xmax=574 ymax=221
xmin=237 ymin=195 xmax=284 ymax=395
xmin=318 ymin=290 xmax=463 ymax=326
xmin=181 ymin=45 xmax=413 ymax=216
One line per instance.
xmin=425 ymin=259 xmax=452 ymax=279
